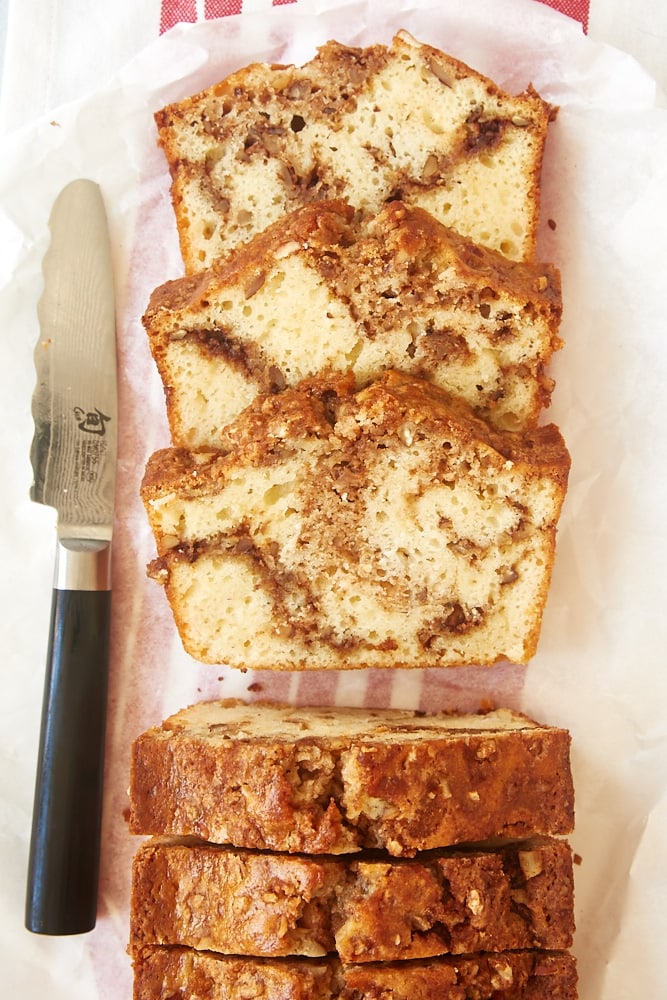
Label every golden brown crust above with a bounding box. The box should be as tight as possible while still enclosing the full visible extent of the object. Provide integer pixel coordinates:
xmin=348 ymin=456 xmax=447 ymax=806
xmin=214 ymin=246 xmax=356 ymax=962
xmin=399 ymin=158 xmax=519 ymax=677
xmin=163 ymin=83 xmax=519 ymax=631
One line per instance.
xmin=129 ymin=836 xmax=574 ymax=961
xmin=132 ymin=946 xmax=578 ymax=1000
xmin=141 ymin=371 xmax=569 ymax=502
xmin=344 ymin=951 xmax=578 ymax=1000
xmin=128 ymin=702 xmax=574 ymax=856
xmin=145 ymin=200 xmax=357 ymax=317
xmin=370 ymin=200 xmax=562 ymax=305
xmin=353 ymin=371 xmax=569 ymax=481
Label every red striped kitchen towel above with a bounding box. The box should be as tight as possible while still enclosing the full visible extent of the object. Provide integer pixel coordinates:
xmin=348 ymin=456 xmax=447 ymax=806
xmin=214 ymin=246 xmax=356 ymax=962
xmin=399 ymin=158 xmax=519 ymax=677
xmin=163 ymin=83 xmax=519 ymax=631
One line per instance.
xmin=160 ymin=0 xmax=589 ymax=34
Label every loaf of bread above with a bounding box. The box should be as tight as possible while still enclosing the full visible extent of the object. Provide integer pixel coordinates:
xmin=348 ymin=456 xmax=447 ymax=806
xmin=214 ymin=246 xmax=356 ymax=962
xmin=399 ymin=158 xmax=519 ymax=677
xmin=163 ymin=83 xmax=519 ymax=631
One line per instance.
xmin=130 ymin=835 xmax=574 ymax=962
xmin=132 ymin=946 xmax=578 ymax=1000
xmin=129 ymin=701 xmax=574 ymax=856
xmin=141 ymin=371 xmax=570 ymax=670
xmin=155 ymin=30 xmax=553 ymax=272
xmin=143 ymin=199 xmax=562 ymax=447
xmin=134 ymin=22 xmax=578 ymax=998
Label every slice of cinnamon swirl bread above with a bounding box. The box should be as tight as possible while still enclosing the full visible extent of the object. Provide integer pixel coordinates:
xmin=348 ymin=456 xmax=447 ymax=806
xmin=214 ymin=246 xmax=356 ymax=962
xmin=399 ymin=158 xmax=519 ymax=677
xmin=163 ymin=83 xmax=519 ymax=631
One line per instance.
xmin=140 ymin=371 xmax=570 ymax=670
xmin=130 ymin=835 xmax=574 ymax=961
xmin=129 ymin=701 xmax=574 ymax=855
xmin=143 ymin=200 xmax=562 ymax=448
xmin=155 ymin=30 xmax=553 ymax=272
xmin=132 ymin=946 xmax=578 ymax=1000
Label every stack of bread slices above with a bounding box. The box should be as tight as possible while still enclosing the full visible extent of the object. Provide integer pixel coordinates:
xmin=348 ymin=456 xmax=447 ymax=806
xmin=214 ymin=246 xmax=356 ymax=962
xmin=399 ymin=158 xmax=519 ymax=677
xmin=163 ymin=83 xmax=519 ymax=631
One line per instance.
xmin=128 ymin=701 xmax=578 ymax=999
xmin=140 ymin=29 xmax=571 ymax=673
xmin=131 ymin=29 xmax=578 ymax=999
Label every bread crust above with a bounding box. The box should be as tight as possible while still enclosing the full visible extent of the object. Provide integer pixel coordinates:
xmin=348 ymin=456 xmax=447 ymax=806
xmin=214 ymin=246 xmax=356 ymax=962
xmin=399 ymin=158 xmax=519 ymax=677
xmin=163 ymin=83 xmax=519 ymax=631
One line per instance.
xmin=129 ymin=701 xmax=574 ymax=856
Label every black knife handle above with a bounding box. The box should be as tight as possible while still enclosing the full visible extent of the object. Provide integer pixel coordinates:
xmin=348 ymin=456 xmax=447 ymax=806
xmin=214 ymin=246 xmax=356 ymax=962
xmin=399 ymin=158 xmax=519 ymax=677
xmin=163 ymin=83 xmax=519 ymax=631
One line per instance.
xmin=26 ymin=542 xmax=111 ymax=935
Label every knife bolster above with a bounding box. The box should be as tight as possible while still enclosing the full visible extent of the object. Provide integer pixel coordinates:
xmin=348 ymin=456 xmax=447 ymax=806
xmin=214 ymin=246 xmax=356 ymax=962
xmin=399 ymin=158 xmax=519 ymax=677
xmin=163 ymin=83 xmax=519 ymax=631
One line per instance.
xmin=54 ymin=538 xmax=111 ymax=591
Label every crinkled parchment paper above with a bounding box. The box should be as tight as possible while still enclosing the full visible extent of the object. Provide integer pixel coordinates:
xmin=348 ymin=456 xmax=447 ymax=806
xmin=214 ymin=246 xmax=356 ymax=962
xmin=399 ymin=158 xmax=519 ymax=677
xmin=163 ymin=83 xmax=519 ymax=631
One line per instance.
xmin=1 ymin=0 xmax=666 ymax=995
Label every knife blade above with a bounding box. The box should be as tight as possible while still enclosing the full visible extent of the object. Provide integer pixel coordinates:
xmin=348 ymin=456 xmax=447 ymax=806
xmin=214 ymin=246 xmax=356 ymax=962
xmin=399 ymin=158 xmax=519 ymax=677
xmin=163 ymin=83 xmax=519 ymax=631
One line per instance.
xmin=25 ymin=179 xmax=117 ymax=935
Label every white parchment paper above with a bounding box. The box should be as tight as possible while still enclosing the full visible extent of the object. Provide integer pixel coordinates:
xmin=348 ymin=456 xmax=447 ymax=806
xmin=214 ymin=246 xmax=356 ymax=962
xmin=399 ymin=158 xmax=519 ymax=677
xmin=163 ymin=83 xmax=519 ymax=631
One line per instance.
xmin=1 ymin=0 xmax=666 ymax=996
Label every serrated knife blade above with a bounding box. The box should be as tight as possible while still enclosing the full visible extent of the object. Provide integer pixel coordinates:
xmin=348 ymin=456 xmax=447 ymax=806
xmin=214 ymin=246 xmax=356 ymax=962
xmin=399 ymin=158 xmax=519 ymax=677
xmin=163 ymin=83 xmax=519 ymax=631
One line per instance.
xmin=25 ymin=179 xmax=117 ymax=935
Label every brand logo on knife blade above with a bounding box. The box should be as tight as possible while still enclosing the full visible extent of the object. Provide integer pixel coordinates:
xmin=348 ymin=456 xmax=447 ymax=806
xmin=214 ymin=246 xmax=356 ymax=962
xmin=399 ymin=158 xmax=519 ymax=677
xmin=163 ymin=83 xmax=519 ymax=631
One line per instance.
xmin=71 ymin=407 xmax=112 ymax=487
xmin=73 ymin=406 xmax=111 ymax=437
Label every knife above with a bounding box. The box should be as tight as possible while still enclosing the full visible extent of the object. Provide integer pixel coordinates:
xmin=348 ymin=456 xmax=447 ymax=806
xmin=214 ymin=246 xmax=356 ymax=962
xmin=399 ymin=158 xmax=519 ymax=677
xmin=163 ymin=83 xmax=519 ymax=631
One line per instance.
xmin=25 ymin=179 xmax=117 ymax=935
